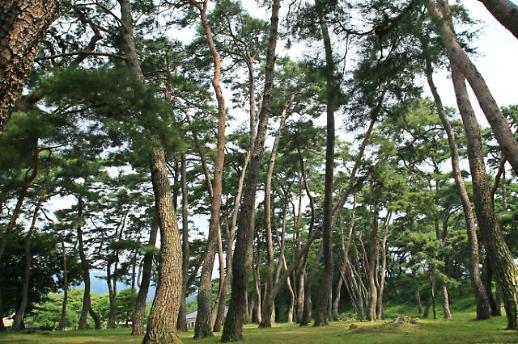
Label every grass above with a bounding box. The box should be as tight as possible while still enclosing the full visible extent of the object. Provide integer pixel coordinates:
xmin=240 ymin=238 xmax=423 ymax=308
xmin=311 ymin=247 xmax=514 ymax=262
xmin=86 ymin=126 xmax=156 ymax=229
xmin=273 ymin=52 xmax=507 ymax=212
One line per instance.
xmin=1 ymin=312 xmax=517 ymax=344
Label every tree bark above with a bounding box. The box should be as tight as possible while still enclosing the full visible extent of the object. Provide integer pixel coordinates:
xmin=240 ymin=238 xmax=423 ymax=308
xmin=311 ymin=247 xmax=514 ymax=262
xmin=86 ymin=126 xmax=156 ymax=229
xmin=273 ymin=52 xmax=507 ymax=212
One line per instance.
xmin=421 ymin=40 xmax=491 ymax=320
xmin=427 ymin=0 xmax=518 ymax=176
xmin=367 ymin=209 xmax=379 ymax=321
xmin=117 ymin=1 xmax=183 ymax=341
xmin=478 ymin=0 xmax=518 ymax=40
xmin=12 ymin=202 xmax=40 ymax=330
xmin=313 ymin=0 xmax=337 ymax=327
xmin=59 ymin=234 xmax=68 ymax=331
xmin=142 ymin=144 xmax=183 ymax=344
xmin=222 ymin=0 xmax=281 ymax=340
xmin=0 ymin=0 xmax=58 ymax=132
xmin=77 ymin=196 xmax=91 ymax=330
xmin=132 ymin=221 xmax=159 ymax=335
xmin=191 ymin=0 xmax=227 ymax=338
xmin=177 ymin=154 xmax=189 ymax=331
xmin=450 ymin=63 xmax=518 ymax=330
xmin=260 ymin=98 xmax=293 ymax=328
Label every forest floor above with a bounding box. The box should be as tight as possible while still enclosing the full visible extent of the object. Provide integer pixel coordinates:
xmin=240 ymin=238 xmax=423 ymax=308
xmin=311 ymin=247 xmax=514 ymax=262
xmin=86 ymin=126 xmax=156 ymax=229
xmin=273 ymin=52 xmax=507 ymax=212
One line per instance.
xmin=1 ymin=312 xmax=517 ymax=344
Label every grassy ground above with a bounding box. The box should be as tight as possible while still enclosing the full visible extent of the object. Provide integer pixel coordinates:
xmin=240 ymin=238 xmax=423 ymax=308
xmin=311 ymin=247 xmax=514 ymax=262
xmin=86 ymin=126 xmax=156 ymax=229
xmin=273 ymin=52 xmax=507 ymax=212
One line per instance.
xmin=1 ymin=312 xmax=516 ymax=344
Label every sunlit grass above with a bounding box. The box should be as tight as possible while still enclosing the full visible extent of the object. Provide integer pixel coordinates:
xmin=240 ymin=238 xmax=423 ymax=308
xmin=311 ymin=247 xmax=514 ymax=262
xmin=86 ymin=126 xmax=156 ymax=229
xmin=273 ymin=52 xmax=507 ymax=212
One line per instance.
xmin=1 ymin=312 xmax=515 ymax=343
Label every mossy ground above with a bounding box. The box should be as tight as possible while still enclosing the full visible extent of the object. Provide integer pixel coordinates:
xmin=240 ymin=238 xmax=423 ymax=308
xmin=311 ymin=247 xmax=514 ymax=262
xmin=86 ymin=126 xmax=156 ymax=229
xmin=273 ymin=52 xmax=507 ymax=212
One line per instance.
xmin=0 ymin=312 xmax=516 ymax=344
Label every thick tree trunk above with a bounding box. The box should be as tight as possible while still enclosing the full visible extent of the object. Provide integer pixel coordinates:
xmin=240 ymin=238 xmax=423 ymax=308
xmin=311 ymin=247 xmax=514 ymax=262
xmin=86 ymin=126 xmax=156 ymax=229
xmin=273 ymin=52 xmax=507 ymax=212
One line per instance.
xmin=478 ymin=0 xmax=518 ymax=40
xmin=0 ymin=0 xmax=58 ymax=132
xmin=177 ymin=154 xmax=189 ymax=331
xmin=222 ymin=0 xmax=281 ymax=340
xmin=313 ymin=0 xmax=337 ymax=327
xmin=427 ymin=0 xmax=518 ymax=176
xmin=142 ymin=145 xmax=183 ymax=344
xmin=450 ymin=63 xmax=518 ymax=330
xmin=12 ymin=203 xmax=40 ymax=330
xmin=422 ymin=43 xmax=491 ymax=320
xmin=132 ymin=222 xmax=159 ymax=335
xmin=117 ymin=1 xmax=183 ymax=341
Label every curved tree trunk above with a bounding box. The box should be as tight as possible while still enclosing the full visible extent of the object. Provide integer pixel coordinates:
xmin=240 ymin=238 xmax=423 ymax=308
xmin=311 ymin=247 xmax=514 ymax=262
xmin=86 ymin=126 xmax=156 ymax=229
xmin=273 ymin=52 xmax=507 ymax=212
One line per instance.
xmin=77 ymin=196 xmax=91 ymax=330
xmin=117 ymin=1 xmax=183 ymax=342
xmin=450 ymin=63 xmax=518 ymax=330
xmin=421 ymin=43 xmax=491 ymax=320
xmin=367 ymin=209 xmax=379 ymax=321
xmin=427 ymin=0 xmax=518 ymax=176
xmin=478 ymin=0 xmax=518 ymax=40
xmin=222 ymin=0 xmax=281 ymax=340
xmin=192 ymin=1 xmax=227 ymax=338
xmin=260 ymin=98 xmax=293 ymax=328
xmin=142 ymin=144 xmax=183 ymax=344
xmin=0 ymin=0 xmax=58 ymax=132
xmin=0 ymin=143 xmax=40 ymax=261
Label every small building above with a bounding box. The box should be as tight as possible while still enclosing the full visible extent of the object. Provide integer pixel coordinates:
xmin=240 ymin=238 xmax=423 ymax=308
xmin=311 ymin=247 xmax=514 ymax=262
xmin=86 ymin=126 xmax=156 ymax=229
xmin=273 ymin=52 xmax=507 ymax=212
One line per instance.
xmin=185 ymin=307 xmax=228 ymax=329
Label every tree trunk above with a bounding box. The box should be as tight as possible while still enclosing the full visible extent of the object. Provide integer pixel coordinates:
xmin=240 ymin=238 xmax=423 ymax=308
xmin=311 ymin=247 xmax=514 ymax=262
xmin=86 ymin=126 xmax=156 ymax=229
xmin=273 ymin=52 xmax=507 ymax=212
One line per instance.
xmin=12 ymin=203 xmax=40 ymax=330
xmin=132 ymin=221 xmax=159 ymax=335
xmin=142 ymin=145 xmax=183 ymax=344
xmin=421 ymin=41 xmax=491 ymax=320
xmin=427 ymin=0 xmax=518 ymax=176
xmin=478 ymin=0 xmax=518 ymax=40
xmin=483 ymin=255 xmax=502 ymax=316
xmin=222 ymin=0 xmax=281 ymax=340
xmin=450 ymin=62 xmax=518 ymax=330
xmin=442 ymin=285 xmax=452 ymax=319
xmin=313 ymin=0 xmax=337 ymax=327
xmin=117 ymin=1 xmax=183 ymax=341
xmin=260 ymin=98 xmax=293 ymax=328
xmin=177 ymin=154 xmax=189 ymax=331
xmin=0 ymin=0 xmax=58 ymax=132
xmin=0 ymin=143 xmax=40 ymax=261
xmin=59 ymin=235 xmax=68 ymax=331
xmin=191 ymin=1 xmax=227 ymax=338
xmin=77 ymin=196 xmax=91 ymax=330
xmin=367 ymin=210 xmax=379 ymax=321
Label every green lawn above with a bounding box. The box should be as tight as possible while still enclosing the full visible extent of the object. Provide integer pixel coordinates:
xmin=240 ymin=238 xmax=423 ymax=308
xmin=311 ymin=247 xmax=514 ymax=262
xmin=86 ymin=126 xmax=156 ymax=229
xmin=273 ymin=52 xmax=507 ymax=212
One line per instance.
xmin=1 ymin=312 xmax=516 ymax=344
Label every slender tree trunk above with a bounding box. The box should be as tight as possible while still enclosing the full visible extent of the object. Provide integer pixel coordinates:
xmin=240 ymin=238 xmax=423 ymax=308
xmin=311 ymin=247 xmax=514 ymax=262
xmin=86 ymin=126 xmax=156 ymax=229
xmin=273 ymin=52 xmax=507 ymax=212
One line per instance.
xmin=132 ymin=222 xmax=159 ymax=335
xmin=313 ymin=0 xmax=337 ymax=327
xmin=77 ymin=196 xmax=90 ymax=330
xmin=450 ymin=63 xmax=518 ymax=330
xmin=477 ymin=0 xmax=518 ymax=40
xmin=367 ymin=210 xmax=379 ymax=321
xmin=260 ymin=99 xmax=293 ymax=328
xmin=222 ymin=0 xmax=281 ymax=340
xmin=191 ymin=1 xmax=227 ymax=338
xmin=427 ymin=0 xmax=518 ymax=175
xmin=12 ymin=203 xmax=40 ymax=330
xmin=0 ymin=143 xmax=40 ymax=261
xmin=177 ymin=154 xmax=189 ymax=331
xmin=0 ymin=0 xmax=59 ymax=132
xmin=59 ymin=235 xmax=68 ymax=331
xmin=421 ymin=42 xmax=491 ymax=320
